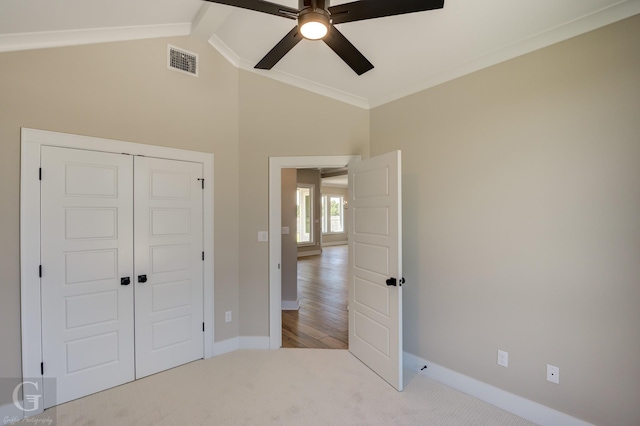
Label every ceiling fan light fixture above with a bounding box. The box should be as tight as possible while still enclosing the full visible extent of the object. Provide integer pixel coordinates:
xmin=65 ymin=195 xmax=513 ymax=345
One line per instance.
xmin=300 ymin=21 xmax=328 ymax=40
xmin=298 ymin=9 xmax=330 ymax=40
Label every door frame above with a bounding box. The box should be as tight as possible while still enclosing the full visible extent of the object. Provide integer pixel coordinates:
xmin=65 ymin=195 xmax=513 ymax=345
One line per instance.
xmin=20 ymin=128 xmax=214 ymax=416
xmin=268 ymin=155 xmax=360 ymax=349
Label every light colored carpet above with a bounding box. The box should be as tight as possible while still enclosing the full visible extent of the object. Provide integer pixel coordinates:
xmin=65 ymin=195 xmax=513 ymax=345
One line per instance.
xmin=29 ymin=349 xmax=537 ymax=425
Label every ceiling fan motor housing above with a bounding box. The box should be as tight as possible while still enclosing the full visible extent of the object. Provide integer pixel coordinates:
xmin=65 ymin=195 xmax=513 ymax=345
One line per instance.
xmin=299 ymin=0 xmax=329 ymax=11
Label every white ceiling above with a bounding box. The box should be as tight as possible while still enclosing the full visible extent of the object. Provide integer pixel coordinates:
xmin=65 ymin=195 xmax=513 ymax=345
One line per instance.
xmin=1 ymin=0 xmax=639 ymax=108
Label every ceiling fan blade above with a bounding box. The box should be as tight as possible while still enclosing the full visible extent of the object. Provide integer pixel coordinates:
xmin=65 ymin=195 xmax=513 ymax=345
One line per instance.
xmin=203 ymin=0 xmax=298 ymax=20
xmin=255 ymin=26 xmax=303 ymax=70
xmin=329 ymin=0 xmax=445 ymax=25
xmin=323 ymin=26 xmax=373 ymax=75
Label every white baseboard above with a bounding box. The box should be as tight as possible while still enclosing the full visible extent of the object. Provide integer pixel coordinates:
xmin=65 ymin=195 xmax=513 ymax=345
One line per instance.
xmin=321 ymin=241 xmax=347 ymax=247
xmin=212 ymin=336 xmax=271 ymax=356
xmin=0 ymin=400 xmax=24 ymax=425
xmin=403 ymin=352 xmax=592 ymax=426
xmin=297 ymin=250 xmax=321 ymax=258
xmin=282 ymin=299 xmax=300 ymax=310
xmin=212 ymin=337 xmax=240 ymax=356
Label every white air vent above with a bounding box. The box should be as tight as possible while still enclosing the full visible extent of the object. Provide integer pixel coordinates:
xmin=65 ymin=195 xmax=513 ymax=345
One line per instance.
xmin=168 ymin=45 xmax=198 ymax=77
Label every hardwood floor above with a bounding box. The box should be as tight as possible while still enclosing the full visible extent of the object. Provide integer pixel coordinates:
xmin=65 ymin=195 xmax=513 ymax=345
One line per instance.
xmin=282 ymin=245 xmax=348 ymax=349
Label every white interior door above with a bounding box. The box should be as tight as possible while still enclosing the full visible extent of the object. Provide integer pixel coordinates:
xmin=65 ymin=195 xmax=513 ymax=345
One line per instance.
xmin=133 ymin=157 xmax=204 ymax=378
xmin=348 ymin=150 xmax=403 ymax=391
xmin=41 ymin=146 xmax=135 ymax=408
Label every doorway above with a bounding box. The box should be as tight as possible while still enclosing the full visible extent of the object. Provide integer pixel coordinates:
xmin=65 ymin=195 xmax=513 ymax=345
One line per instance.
xmin=282 ymin=169 xmax=349 ymax=348
xmin=282 ymin=245 xmax=349 ymax=348
xmin=268 ymin=156 xmax=360 ymax=349
xmin=270 ymin=152 xmax=404 ymax=390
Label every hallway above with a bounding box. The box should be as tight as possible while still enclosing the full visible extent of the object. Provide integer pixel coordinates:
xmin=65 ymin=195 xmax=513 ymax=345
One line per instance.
xmin=282 ymin=245 xmax=348 ymax=348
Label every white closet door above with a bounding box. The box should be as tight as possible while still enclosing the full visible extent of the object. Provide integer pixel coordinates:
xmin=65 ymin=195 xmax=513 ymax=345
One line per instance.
xmin=41 ymin=147 xmax=135 ymax=408
xmin=133 ymin=157 xmax=204 ymax=378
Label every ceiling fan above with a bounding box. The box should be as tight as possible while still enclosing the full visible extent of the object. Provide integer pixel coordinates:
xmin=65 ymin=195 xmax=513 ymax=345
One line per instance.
xmin=204 ymin=0 xmax=445 ymax=75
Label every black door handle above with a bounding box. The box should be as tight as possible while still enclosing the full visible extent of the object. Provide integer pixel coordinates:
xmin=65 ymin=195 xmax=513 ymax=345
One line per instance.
xmin=121 ymin=277 xmax=131 ymax=286
xmin=386 ymin=277 xmax=405 ymax=287
xmin=138 ymin=275 xmax=147 ymax=283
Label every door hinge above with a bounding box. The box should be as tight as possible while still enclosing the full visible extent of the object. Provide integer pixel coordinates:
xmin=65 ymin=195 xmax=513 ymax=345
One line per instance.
xmin=41 ymin=362 xmax=44 ymax=375
xmin=39 ymin=265 xmax=42 ymax=278
xmin=202 ymin=251 xmax=205 ymax=261
xmin=198 ymin=178 xmax=204 ymax=189
xmin=39 ymin=168 xmax=42 ymax=180
xmin=202 ymin=322 xmax=205 ymax=332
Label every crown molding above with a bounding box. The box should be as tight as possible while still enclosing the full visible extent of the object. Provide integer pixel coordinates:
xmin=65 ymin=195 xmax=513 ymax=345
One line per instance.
xmin=207 ymin=34 xmax=241 ymax=68
xmin=208 ymin=34 xmax=370 ymax=109
xmin=246 ymin=64 xmax=371 ymax=110
xmin=368 ymin=0 xmax=640 ymax=108
xmin=0 ymin=23 xmax=191 ymax=53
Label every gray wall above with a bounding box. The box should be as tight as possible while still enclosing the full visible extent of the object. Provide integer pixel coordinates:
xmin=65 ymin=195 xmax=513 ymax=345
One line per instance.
xmin=281 ymin=168 xmax=298 ymax=305
xmin=371 ymin=15 xmax=640 ymax=426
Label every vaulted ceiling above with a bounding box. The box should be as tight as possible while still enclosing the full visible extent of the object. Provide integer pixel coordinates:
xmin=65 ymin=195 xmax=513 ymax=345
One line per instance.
xmin=2 ymin=0 xmax=639 ymax=108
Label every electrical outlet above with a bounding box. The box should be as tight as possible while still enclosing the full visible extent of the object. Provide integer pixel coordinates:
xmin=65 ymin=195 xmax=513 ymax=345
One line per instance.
xmin=547 ymin=364 xmax=559 ymax=384
xmin=497 ymin=350 xmax=509 ymax=367
xmin=225 ymin=311 xmax=232 ymax=323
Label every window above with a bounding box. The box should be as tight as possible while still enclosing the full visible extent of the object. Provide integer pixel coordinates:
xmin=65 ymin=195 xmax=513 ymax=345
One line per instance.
xmin=296 ymin=185 xmax=314 ymax=244
xmin=321 ymin=194 xmax=344 ymax=234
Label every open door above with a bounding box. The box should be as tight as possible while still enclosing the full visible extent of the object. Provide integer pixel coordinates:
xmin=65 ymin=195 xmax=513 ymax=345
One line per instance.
xmin=348 ymin=150 xmax=403 ymax=391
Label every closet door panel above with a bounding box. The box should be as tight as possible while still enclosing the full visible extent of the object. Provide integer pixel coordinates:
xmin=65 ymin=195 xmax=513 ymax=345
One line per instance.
xmin=134 ymin=157 xmax=204 ymax=378
xmin=40 ymin=147 xmax=135 ymax=408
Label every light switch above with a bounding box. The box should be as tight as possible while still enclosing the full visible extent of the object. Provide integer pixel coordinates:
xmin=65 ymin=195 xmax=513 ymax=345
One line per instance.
xmin=282 ymin=227 xmax=289 ymax=235
xmin=258 ymin=231 xmax=268 ymax=242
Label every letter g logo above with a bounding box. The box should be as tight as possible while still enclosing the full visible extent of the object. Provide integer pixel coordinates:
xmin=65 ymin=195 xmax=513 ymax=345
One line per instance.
xmin=13 ymin=381 xmax=42 ymax=412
